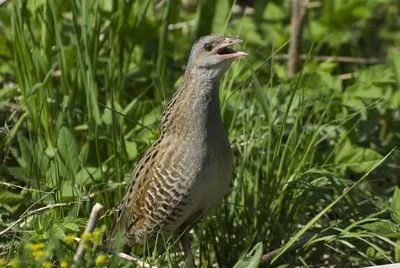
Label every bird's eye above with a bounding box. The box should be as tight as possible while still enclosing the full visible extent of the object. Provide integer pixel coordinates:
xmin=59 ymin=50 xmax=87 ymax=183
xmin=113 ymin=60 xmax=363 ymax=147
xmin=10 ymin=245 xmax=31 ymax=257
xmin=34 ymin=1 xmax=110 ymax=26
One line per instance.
xmin=204 ymin=43 xmax=213 ymax=51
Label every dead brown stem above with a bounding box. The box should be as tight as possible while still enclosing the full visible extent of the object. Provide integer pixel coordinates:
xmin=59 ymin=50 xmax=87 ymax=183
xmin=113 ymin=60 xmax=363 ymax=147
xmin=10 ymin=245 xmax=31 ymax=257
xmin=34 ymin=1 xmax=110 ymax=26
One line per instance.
xmin=288 ymin=0 xmax=308 ymax=76
xmin=72 ymin=203 xmax=104 ymax=268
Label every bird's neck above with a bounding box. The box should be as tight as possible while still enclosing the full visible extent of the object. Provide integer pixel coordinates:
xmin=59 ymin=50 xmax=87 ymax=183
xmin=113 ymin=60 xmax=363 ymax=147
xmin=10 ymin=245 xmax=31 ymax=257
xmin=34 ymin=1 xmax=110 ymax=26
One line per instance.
xmin=192 ymin=67 xmax=221 ymax=105
xmin=161 ymin=68 xmax=224 ymax=138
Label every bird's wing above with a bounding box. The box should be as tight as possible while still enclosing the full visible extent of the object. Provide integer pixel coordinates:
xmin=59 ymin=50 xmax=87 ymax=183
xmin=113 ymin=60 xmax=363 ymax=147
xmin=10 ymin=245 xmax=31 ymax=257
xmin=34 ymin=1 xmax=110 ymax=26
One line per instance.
xmin=104 ymin=138 xmax=190 ymax=248
xmin=103 ymin=140 xmax=160 ymax=249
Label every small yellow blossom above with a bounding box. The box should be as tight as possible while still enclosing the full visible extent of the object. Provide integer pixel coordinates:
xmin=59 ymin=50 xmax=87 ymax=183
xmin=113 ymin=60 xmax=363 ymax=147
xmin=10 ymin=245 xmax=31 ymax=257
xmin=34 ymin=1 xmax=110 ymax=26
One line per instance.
xmin=26 ymin=243 xmax=45 ymax=251
xmin=32 ymin=249 xmax=48 ymax=260
xmin=0 ymin=258 xmax=5 ymax=268
xmin=91 ymin=230 xmax=102 ymax=244
xmin=60 ymin=260 xmax=68 ymax=268
xmin=95 ymin=255 xmax=107 ymax=267
xmin=64 ymin=235 xmax=76 ymax=245
xmin=42 ymin=261 xmax=52 ymax=268
xmin=81 ymin=233 xmax=91 ymax=241
xmin=9 ymin=259 xmax=18 ymax=268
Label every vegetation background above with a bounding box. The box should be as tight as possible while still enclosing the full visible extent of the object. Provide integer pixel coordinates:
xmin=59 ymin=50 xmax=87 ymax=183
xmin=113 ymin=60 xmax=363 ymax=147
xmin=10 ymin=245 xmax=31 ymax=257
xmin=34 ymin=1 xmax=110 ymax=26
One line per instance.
xmin=0 ymin=0 xmax=400 ymax=267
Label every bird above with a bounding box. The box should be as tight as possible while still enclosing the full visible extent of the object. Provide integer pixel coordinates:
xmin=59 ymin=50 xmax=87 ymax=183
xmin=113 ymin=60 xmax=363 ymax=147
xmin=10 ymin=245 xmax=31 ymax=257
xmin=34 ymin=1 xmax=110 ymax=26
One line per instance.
xmin=104 ymin=34 xmax=247 ymax=264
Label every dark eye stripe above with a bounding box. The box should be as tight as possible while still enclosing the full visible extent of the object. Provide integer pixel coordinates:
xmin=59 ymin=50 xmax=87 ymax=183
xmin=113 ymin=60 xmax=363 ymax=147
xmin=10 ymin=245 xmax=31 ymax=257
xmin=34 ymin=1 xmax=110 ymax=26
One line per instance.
xmin=204 ymin=43 xmax=212 ymax=51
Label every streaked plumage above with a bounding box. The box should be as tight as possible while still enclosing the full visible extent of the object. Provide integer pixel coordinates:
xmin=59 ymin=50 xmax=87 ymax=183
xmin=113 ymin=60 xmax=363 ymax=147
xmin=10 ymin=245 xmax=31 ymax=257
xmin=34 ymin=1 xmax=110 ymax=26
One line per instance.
xmin=105 ymin=34 xmax=247 ymax=250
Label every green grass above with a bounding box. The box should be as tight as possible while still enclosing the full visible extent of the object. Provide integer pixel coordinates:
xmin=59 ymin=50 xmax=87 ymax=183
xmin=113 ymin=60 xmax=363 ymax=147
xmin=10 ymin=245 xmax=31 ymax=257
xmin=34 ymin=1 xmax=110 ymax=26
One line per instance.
xmin=1 ymin=0 xmax=400 ymax=267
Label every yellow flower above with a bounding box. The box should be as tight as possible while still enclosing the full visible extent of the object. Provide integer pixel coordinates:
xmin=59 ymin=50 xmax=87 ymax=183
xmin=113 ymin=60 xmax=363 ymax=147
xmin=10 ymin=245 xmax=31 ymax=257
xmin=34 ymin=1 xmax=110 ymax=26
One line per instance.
xmin=0 ymin=258 xmax=5 ymax=268
xmin=26 ymin=243 xmax=45 ymax=251
xmin=95 ymin=255 xmax=107 ymax=267
xmin=33 ymin=249 xmax=48 ymax=260
xmin=64 ymin=235 xmax=76 ymax=245
xmin=91 ymin=230 xmax=102 ymax=245
xmin=60 ymin=260 xmax=68 ymax=268
xmin=8 ymin=259 xmax=18 ymax=268
xmin=25 ymin=243 xmax=49 ymax=260
xmin=81 ymin=233 xmax=91 ymax=241
xmin=42 ymin=262 xmax=52 ymax=268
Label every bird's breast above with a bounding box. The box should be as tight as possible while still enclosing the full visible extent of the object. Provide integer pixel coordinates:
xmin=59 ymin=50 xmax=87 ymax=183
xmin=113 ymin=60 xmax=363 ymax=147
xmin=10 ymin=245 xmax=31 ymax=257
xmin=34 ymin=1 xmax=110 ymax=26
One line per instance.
xmin=179 ymin=121 xmax=233 ymax=214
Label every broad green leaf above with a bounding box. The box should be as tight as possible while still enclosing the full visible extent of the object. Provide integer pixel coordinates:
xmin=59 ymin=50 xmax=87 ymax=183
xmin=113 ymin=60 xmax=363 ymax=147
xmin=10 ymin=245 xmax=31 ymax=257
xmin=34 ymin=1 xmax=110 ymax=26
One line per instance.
xmin=236 ymin=17 xmax=264 ymax=46
xmin=17 ymin=135 xmax=32 ymax=169
xmin=63 ymin=223 xmax=80 ymax=233
xmin=233 ymin=242 xmax=263 ymax=268
xmin=15 ymin=135 xmax=50 ymax=178
xmin=78 ymin=143 xmax=89 ymax=166
xmin=63 ymin=216 xmax=86 ymax=227
xmin=0 ymin=190 xmax=24 ymax=203
xmin=101 ymin=100 xmax=123 ymax=125
xmin=45 ymin=163 xmax=57 ymax=188
xmin=300 ymin=72 xmax=342 ymax=92
xmin=358 ymin=65 xmax=396 ymax=85
xmin=352 ymin=6 xmax=372 ymax=19
xmin=57 ymin=127 xmax=80 ymax=175
xmin=342 ymin=95 xmax=365 ymax=110
xmin=389 ymin=48 xmax=400 ymax=87
xmin=101 ymin=109 xmax=112 ymax=125
xmin=98 ymin=0 xmax=112 ymax=12
xmin=344 ymin=84 xmax=383 ymax=99
xmin=263 ymin=3 xmax=286 ymax=20
xmin=396 ymin=240 xmax=400 ymax=262
xmin=75 ymin=167 xmax=102 ymax=185
xmin=309 ymin=21 xmax=329 ymax=42
xmin=26 ymin=69 xmax=52 ymax=99
xmin=125 ymin=141 xmax=138 ymax=160
xmin=391 ymin=187 xmax=400 ymax=225
xmin=0 ymin=6 xmax=11 ymax=27
xmin=48 ymin=224 xmax=66 ymax=240
xmin=27 ymin=0 xmax=46 ymax=13
xmin=0 ymin=37 xmax=12 ymax=59
xmin=362 ymin=221 xmax=398 ymax=236
xmin=389 ymin=89 xmax=400 ymax=109
xmin=0 ymin=203 xmax=21 ymax=214
xmin=7 ymin=167 xmax=39 ymax=187
xmin=32 ymin=144 xmax=50 ymax=178
xmin=318 ymin=61 xmax=338 ymax=74
xmin=45 ymin=145 xmax=55 ymax=158
xmin=366 ymin=246 xmax=376 ymax=258
xmin=61 ymin=182 xmax=75 ymax=198
xmin=57 ymin=216 xmax=86 ymax=234
xmin=200 ymin=261 xmax=209 ymax=268
xmin=335 ymin=139 xmax=383 ymax=173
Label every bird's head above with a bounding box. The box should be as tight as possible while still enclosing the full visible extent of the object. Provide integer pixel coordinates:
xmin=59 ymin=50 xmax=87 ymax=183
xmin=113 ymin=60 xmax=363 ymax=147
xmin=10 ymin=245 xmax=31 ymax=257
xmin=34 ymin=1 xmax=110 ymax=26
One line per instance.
xmin=187 ymin=34 xmax=247 ymax=76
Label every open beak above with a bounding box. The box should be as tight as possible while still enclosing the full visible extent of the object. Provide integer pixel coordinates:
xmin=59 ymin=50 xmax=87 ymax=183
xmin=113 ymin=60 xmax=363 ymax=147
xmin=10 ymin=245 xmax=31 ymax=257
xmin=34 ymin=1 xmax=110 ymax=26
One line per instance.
xmin=216 ymin=37 xmax=248 ymax=60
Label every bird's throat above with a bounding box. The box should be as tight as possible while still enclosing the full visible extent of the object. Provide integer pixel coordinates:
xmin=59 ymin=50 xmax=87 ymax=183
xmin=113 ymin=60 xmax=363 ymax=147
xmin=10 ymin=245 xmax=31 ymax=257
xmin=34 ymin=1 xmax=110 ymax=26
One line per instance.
xmin=161 ymin=68 xmax=224 ymax=139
